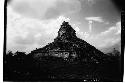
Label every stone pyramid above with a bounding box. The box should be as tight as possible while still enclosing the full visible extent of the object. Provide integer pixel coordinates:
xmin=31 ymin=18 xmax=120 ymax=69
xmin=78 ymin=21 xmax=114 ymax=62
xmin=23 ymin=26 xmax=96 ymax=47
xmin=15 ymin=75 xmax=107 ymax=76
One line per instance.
xmin=31 ymin=21 xmax=105 ymax=63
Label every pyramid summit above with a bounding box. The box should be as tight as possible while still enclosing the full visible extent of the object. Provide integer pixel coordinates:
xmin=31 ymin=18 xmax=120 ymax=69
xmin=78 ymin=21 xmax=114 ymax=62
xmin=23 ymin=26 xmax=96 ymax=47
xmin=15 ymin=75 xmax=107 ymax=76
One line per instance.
xmin=56 ymin=21 xmax=77 ymax=41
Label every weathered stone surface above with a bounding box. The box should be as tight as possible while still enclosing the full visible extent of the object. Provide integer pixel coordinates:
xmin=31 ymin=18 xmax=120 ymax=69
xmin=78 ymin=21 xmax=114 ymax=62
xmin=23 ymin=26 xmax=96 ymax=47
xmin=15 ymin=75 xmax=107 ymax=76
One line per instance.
xmin=30 ymin=21 xmax=105 ymax=63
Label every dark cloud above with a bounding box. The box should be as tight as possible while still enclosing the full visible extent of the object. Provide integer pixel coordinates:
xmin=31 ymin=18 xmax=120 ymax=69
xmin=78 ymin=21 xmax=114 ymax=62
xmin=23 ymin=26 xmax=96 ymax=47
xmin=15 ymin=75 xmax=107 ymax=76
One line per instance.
xmin=9 ymin=0 xmax=81 ymax=20
xmin=44 ymin=7 xmax=61 ymax=20
xmin=44 ymin=0 xmax=81 ymax=20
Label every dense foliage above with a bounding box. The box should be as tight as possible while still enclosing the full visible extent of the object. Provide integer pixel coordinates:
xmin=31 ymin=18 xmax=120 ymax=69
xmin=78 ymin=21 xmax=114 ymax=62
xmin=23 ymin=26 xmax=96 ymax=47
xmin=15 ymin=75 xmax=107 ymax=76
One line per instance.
xmin=3 ymin=50 xmax=122 ymax=82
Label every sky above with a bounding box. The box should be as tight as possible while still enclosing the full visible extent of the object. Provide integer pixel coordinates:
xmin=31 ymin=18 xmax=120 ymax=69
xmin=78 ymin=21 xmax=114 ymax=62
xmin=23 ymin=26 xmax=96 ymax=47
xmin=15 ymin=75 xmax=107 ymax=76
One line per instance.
xmin=7 ymin=0 xmax=121 ymax=53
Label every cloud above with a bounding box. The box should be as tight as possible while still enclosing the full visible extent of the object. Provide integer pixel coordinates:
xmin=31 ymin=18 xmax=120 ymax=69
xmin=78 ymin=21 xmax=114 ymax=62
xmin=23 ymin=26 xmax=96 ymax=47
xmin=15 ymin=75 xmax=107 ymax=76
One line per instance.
xmin=74 ymin=26 xmax=90 ymax=40
xmin=45 ymin=0 xmax=81 ymax=19
xmin=74 ymin=27 xmax=80 ymax=32
xmin=86 ymin=21 xmax=121 ymax=49
xmin=85 ymin=17 xmax=104 ymax=22
xmin=7 ymin=4 xmax=121 ymax=53
xmin=115 ymin=21 xmax=121 ymax=34
xmin=9 ymin=0 xmax=81 ymax=20
xmin=7 ymin=6 xmax=72 ymax=52
xmin=100 ymin=21 xmax=121 ymax=36
xmin=87 ymin=0 xmax=96 ymax=6
xmin=73 ymin=25 xmax=88 ymax=39
xmin=83 ymin=32 xmax=90 ymax=39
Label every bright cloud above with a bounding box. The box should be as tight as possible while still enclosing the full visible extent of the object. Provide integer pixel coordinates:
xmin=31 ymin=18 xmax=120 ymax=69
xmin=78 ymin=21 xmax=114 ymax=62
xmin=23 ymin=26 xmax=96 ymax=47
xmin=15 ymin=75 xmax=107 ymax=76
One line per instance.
xmin=74 ymin=27 xmax=80 ymax=32
xmin=7 ymin=6 xmax=72 ymax=53
xmin=73 ymin=25 xmax=88 ymax=39
xmin=84 ymin=17 xmax=121 ymax=49
xmin=86 ymin=21 xmax=121 ymax=49
xmin=100 ymin=21 xmax=121 ymax=36
xmin=115 ymin=21 xmax=121 ymax=34
xmin=85 ymin=17 xmax=104 ymax=23
xmin=7 ymin=5 xmax=90 ymax=53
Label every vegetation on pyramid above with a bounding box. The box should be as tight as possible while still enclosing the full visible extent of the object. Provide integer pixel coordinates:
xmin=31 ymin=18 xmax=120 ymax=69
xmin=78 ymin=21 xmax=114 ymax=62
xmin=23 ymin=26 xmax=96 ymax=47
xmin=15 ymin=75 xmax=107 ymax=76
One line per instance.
xmin=30 ymin=21 xmax=105 ymax=63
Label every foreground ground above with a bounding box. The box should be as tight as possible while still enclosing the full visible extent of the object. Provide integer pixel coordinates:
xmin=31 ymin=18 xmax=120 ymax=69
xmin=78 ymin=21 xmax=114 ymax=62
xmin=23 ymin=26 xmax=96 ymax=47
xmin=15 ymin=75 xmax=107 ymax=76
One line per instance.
xmin=3 ymin=52 xmax=122 ymax=82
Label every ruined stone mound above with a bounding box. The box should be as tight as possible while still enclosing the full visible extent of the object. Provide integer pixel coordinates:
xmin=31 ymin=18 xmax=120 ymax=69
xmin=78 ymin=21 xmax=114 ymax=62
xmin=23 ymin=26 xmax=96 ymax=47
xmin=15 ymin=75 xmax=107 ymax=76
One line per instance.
xmin=30 ymin=21 xmax=105 ymax=63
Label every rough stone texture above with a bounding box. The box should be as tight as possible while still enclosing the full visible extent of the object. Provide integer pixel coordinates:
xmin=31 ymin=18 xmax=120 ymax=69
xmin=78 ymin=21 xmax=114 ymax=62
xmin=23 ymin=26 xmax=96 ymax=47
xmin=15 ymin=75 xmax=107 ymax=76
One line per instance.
xmin=31 ymin=21 xmax=105 ymax=63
